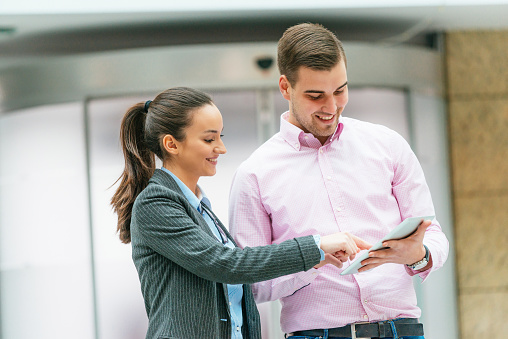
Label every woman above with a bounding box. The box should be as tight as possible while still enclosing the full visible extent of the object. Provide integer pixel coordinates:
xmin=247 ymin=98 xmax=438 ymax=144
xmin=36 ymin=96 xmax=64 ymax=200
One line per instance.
xmin=111 ymin=87 xmax=369 ymax=339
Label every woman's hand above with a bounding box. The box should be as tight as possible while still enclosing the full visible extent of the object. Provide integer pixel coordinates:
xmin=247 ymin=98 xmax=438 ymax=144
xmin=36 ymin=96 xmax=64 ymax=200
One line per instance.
xmin=317 ymin=232 xmax=371 ymax=269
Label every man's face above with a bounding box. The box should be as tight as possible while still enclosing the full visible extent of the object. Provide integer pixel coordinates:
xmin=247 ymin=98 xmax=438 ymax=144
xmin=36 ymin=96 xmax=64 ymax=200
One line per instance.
xmin=280 ymin=61 xmax=348 ymax=144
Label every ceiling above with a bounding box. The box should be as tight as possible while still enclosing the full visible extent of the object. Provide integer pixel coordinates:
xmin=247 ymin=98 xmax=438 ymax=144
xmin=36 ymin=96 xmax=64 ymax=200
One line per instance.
xmin=1 ymin=3 xmax=508 ymax=57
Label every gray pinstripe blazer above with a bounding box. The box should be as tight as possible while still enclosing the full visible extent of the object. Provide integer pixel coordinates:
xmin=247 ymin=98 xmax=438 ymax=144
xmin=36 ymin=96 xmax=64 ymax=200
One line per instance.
xmin=130 ymin=169 xmax=321 ymax=339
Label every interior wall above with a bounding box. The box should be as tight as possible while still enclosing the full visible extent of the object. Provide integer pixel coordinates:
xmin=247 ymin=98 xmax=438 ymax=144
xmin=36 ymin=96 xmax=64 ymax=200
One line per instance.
xmin=0 ymin=103 xmax=95 ymax=339
xmin=445 ymin=30 xmax=508 ymax=339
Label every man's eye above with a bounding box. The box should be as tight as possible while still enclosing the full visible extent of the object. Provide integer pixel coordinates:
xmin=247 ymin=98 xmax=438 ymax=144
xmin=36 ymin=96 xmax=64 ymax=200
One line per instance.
xmin=204 ymin=139 xmax=214 ymax=143
xmin=309 ymin=95 xmax=321 ymax=100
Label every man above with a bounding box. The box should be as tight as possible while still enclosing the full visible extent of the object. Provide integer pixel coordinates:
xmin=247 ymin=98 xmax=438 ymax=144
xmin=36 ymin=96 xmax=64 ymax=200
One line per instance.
xmin=229 ymin=23 xmax=449 ymax=339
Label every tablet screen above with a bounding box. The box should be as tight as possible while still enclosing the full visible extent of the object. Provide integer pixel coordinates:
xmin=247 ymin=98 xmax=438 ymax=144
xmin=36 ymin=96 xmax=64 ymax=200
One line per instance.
xmin=340 ymin=215 xmax=435 ymax=275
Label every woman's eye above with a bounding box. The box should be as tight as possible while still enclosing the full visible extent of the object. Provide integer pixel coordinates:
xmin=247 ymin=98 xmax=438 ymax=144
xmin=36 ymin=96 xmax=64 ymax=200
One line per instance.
xmin=205 ymin=135 xmax=223 ymax=143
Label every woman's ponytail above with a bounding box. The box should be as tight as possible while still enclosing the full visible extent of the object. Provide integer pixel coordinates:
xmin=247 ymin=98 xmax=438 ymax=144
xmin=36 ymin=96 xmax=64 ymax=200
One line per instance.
xmin=111 ymin=103 xmax=155 ymax=244
xmin=111 ymin=87 xmax=214 ymax=244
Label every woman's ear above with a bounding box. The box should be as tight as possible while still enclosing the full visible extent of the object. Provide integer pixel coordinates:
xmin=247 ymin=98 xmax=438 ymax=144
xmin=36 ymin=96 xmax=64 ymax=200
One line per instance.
xmin=162 ymin=135 xmax=179 ymax=155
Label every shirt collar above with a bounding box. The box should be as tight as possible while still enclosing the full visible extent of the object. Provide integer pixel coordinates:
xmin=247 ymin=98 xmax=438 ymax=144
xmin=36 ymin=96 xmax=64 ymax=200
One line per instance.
xmin=160 ymin=167 xmax=210 ymax=212
xmin=279 ymin=111 xmax=344 ymax=150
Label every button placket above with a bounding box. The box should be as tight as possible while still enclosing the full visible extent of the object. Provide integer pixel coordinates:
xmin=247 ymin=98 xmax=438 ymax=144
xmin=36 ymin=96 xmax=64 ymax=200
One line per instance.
xmin=318 ymin=145 xmax=346 ymax=228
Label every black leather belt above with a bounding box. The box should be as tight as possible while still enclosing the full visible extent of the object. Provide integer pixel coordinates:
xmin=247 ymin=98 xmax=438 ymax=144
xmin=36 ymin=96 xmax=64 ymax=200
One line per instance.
xmin=286 ymin=318 xmax=423 ymax=338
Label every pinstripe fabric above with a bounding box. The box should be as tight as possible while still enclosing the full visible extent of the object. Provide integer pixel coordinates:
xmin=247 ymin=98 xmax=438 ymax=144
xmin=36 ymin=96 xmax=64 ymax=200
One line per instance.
xmin=130 ymin=169 xmax=322 ymax=339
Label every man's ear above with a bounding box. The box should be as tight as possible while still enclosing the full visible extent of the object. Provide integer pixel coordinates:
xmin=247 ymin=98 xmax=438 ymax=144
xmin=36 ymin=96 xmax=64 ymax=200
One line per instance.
xmin=162 ymin=134 xmax=179 ymax=155
xmin=279 ymin=75 xmax=292 ymax=100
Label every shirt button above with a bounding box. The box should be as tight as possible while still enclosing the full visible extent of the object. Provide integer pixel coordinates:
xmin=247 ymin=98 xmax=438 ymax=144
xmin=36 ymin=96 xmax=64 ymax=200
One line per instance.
xmin=364 ymin=299 xmax=368 ymax=303
xmin=336 ymin=207 xmax=342 ymax=212
xmin=229 ymin=302 xmax=232 ymax=306
xmin=237 ymin=326 xmax=240 ymax=331
xmin=363 ymin=315 xmax=368 ymax=320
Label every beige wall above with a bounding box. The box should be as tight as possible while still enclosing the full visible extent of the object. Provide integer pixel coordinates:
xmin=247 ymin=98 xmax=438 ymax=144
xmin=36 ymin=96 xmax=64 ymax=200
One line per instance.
xmin=445 ymin=30 xmax=508 ymax=338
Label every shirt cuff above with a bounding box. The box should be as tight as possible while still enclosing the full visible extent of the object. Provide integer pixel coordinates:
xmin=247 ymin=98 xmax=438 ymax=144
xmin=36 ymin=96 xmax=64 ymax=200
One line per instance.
xmin=312 ymin=234 xmax=325 ymax=261
xmin=404 ymin=244 xmax=434 ymax=281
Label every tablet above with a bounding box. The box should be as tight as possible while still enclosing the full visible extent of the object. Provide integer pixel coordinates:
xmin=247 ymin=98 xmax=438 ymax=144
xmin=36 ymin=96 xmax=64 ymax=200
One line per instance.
xmin=340 ymin=215 xmax=435 ymax=275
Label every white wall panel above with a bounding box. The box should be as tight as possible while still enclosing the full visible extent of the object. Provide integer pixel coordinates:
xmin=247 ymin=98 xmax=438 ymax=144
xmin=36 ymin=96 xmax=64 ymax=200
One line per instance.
xmin=0 ymin=103 xmax=95 ymax=339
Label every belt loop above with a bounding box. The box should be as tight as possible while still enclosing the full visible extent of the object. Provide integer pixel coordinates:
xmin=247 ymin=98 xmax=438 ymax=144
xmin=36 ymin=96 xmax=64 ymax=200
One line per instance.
xmin=387 ymin=320 xmax=398 ymax=339
xmin=323 ymin=328 xmax=329 ymax=339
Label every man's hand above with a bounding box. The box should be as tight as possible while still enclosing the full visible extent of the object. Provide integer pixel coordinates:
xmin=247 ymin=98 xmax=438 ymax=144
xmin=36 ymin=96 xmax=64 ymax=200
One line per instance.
xmin=318 ymin=232 xmax=371 ymax=269
xmin=358 ymin=219 xmax=432 ymax=272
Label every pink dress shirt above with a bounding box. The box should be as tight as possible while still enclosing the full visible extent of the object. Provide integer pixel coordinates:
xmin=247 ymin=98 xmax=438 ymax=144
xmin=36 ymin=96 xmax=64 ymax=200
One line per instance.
xmin=229 ymin=112 xmax=449 ymax=333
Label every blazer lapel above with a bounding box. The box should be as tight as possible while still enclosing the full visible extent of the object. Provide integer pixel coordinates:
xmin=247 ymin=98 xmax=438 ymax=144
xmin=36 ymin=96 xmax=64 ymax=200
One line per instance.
xmin=200 ymin=205 xmax=238 ymax=247
xmin=149 ymin=169 xmax=217 ymax=238
xmin=151 ymin=169 xmax=235 ymax=312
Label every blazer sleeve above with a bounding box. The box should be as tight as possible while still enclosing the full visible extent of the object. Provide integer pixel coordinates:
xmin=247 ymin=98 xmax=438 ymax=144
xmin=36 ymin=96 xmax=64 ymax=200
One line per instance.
xmin=132 ymin=184 xmax=321 ymax=285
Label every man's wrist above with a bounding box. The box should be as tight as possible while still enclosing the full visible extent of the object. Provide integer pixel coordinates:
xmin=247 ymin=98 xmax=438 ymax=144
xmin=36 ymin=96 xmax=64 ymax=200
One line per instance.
xmin=407 ymin=244 xmax=429 ymax=270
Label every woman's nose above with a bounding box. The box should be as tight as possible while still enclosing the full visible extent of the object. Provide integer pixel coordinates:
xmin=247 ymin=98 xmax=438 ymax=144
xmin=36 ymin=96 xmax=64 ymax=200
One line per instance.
xmin=215 ymin=140 xmax=227 ymax=154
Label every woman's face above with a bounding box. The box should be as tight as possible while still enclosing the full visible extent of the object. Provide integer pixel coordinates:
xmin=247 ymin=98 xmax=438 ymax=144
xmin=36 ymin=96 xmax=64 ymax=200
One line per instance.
xmin=169 ymin=104 xmax=227 ymax=187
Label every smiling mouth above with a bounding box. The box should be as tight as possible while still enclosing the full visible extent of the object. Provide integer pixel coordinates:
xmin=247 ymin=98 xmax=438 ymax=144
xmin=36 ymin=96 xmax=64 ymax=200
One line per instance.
xmin=206 ymin=158 xmax=218 ymax=163
xmin=316 ymin=114 xmax=334 ymax=121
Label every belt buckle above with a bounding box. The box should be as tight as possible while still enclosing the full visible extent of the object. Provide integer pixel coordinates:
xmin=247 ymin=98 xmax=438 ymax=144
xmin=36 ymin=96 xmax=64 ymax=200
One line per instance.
xmin=351 ymin=321 xmax=371 ymax=339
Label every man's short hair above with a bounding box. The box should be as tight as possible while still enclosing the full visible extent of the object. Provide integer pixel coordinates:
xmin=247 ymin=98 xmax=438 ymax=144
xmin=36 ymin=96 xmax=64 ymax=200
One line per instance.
xmin=277 ymin=23 xmax=347 ymax=86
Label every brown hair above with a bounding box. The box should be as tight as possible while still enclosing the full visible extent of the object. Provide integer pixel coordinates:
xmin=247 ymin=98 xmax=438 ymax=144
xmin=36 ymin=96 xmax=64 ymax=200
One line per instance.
xmin=277 ymin=23 xmax=347 ymax=85
xmin=111 ymin=87 xmax=213 ymax=243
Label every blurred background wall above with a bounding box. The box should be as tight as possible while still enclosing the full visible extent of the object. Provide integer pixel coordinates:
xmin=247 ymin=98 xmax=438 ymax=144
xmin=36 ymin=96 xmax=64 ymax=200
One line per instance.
xmin=0 ymin=2 xmax=507 ymax=339
xmin=445 ymin=30 xmax=508 ymax=337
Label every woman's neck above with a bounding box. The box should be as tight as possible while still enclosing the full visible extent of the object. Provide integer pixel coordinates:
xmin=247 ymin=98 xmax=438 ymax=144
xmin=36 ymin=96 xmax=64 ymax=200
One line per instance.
xmin=163 ymin=163 xmax=199 ymax=196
